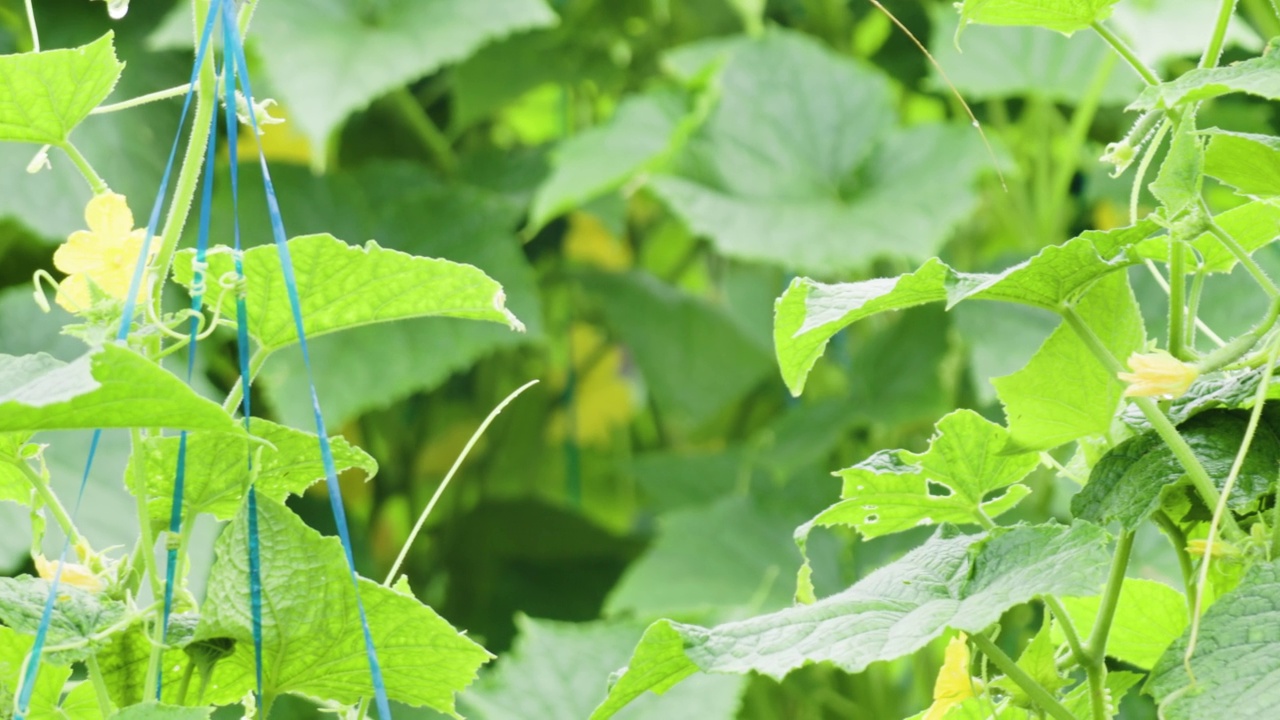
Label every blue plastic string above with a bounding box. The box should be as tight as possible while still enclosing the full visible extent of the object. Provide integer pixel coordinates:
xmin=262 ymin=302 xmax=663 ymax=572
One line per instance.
xmin=221 ymin=1 xmax=392 ymax=716
xmin=13 ymin=3 xmax=225 ymax=717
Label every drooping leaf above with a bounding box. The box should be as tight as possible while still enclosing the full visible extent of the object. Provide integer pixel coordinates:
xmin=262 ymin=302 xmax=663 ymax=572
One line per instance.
xmin=1148 ymin=559 xmax=1280 ymax=719
xmin=774 ymin=222 xmax=1153 ymax=396
xmin=1054 ymin=578 xmax=1188 ymax=669
xmin=802 ymin=409 xmax=1037 ymax=540
xmin=197 ymin=495 xmax=491 ymax=713
xmin=529 ymin=92 xmax=685 ymax=231
xmin=0 ymin=346 xmax=241 ymax=435
xmin=1149 ymin=113 xmax=1203 ymax=218
xmin=0 ymin=33 xmax=123 ymax=145
xmin=1072 ymin=409 xmax=1280 ymax=529
xmin=956 ymin=0 xmax=1122 ymax=35
xmin=126 ymin=417 xmax=377 ymax=526
xmin=461 ymin=616 xmax=745 ymax=720
xmin=252 ymin=0 xmax=556 ymax=152
xmin=1201 ymin=129 xmax=1280 ymax=199
xmin=1131 ymin=44 xmax=1280 ymax=110
xmin=590 ymin=522 xmax=1111 ymax=718
xmin=648 ymin=29 xmax=988 ymax=274
xmin=993 ymin=271 xmax=1146 ymax=451
xmin=0 ymin=625 xmax=73 ymax=720
xmin=585 ymin=271 xmax=774 ymax=429
xmin=172 ymin=233 xmax=523 ymax=353
xmin=0 ymin=576 xmax=126 ymax=664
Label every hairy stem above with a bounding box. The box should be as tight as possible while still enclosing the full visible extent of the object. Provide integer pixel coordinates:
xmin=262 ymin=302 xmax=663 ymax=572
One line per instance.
xmin=58 ymin=141 xmax=108 ymax=194
xmin=1044 ymin=596 xmax=1088 ymax=666
xmin=1204 ymin=209 xmax=1280 ymax=298
xmin=1091 ymin=21 xmax=1161 ymax=85
xmin=1083 ymin=532 xmax=1135 ymax=720
xmin=1169 ymin=241 xmax=1187 ymax=359
xmin=1199 ymin=0 xmax=1240 ymax=69
xmin=222 ymin=347 xmax=271 ymax=414
xmin=971 ymin=633 xmax=1080 ymax=720
xmin=1152 ymin=510 xmax=1197 ymax=613
xmin=6 ymin=458 xmax=80 ymax=546
xmin=92 ymin=84 xmax=195 ymax=115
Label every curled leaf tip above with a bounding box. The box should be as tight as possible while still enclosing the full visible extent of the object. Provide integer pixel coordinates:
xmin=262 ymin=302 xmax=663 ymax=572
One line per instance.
xmin=1117 ymin=350 xmax=1198 ymax=398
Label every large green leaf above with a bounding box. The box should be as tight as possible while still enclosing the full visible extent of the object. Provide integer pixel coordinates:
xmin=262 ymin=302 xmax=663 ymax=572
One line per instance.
xmin=1132 ymin=44 xmax=1280 ymax=110
xmin=0 ymin=625 xmax=73 ymax=720
xmin=0 ymin=432 xmax=33 ymax=506
xmin=196 ymin=496 xmax=491 ymax=713
xmin=590 ymin=522 xmax=1111 ymax=718
xmin=172 ymin=233 xmax=524 ymax=353
xmin=801 ymin=409 xmax=1037 ymax=540
xmin=957 ymin=0 xmax=1122 ymax=35
xmin=773 ymin=222 xmax=1154 ymax=395
xmin=461 ymin=617 xmax=745 ymax=720
xmin=126 ymin=417 xmax=377 ymax=526
xmin=1055 ymin=578 xmax=1188 ymax=669
xmin=586 ymin=271 xmax=774 ymax=429
xmin=929 ymin=6 xmax=1141 ymax=104
xmin=0 ymin=33 xmax=122 ymax=145
xmin=1148 ymin=559 xmax=1280 ymax=719
xmin=252 ymin=0 xmax=556 ymax=152
xmin=108 ymin=704 xmax=211 ymax=720
xmin=993 ymin=271 xmax=1145 ymax=451
xmin=1132 ymin=200 xmax=1280 ymax=275
xmin=648 ymin=29 xmax=987 ymax=274
xmin=0 ymin=346 xmax=240 ymax=434
xmin=529 ymin=92 xmax=685 ymax=231
xmin=1072 ymin=409 xmax=1280 ymax=528
xmin=1201 ymin=129 xmax=1280 ymax=199
xmin=0 ymin=576 xmax=126 ymax=664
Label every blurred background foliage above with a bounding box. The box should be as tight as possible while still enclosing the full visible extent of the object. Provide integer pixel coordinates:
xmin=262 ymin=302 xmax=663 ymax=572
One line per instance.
xmin=0 ymin=0 xmax=1278 ymax=718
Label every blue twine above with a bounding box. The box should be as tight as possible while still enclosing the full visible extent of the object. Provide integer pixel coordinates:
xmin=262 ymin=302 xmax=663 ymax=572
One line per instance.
xmin=221 ymin=1 xmax=391 ymax=716
xmin=13 ymin=2 xmax=225 ymax=717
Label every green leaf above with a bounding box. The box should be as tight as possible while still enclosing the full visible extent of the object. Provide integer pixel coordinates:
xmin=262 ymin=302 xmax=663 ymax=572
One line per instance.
xmin=802 ymin=409 xmax=1037 ymax=540
xmin=126 ymin=417 xmax=377 ymax=526
xmin=1131 ymin=44 xmax=1280 ymax=110
xmin=648 ymin=29 xmax=988 ymax=274
xmin=1202 ymin=129 xmax=1280 ymax=199
xmin=461 ymin=617 xmax=745 ymax=720
xmin=990 ymin=619 xmax=1069 ymax=707
xmin=994 ymin=271 xmax=1146 ymax=451
xmin=1062 ymin=670 xmax=1143 ymax=719
xmin=1121 ymin=365 xmax=1280 ymax=431
xmin=605 ymin=496 xmax=805 ymax=619
xmin=0 ymin=432 xmax=34 ymax=506
xmin=0 ymin=33 xmax=123 ymax=145
xmin=1072 ymin=409 xmax=1280 ymax=528
xmin=586 ymin=271 xmax=774 ymax=429
xmin=774 ymin=222 xmax=1153 ymax=396
xmin=172 ymin=233 xmax=524 ymax=353
xmin=107 ymin=704 xmax=212 ymax=720
xmin=94 ymin=622 xmax=191 ymax=708
xmin=0 ymin=576 xmax=126 ymax=664
xmin=1148 ymin=559 xmax=1280 ymax=719
xmin=956 ymin=0 xmax=1121 ymax=35
xmin=0 ymin=346 xmax=241 ymax=434
xmin=529 ymin=92 xmax=684 ymax=231
xmin=928 ymin=5 xmax=1141 ymax=104
xmin=0 ymin=625 xmax=73 ymax=720
xmin=1132 ymin=200 xmax=1280 ymax=275
xmin=590 ymin=522 xmax=1111 ymax=718
xmin=1054 ymin=579 xmax=1188 ymax=669
xmin=1149 ymin=114 xmax=1204 ymax=217
xmin=252 ymin=0 xmax=555 ymax=152
xmin=197 ymin=495 xmax=491 ymax=713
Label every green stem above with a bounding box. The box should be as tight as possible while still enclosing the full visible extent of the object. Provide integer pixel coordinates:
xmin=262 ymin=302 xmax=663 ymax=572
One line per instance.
xmin=58 ymin=141 xmax=108 ymax=194
xmin=1196 ymin=295 xmax=1280 ymax=373
xmin=5 ymin=458 xmax=80 ymax=546
xmin=1241 ymin=0 xmax=1280 ymax=37
xmin=1169 ymin=240 xmax=1187 ymax=360
xmin=1044 ymin=596 xmax=1089 ymax=666
xmin=1152 ymin=510 xmax=1197 ymax=612
xmin=1199 ymin=0 xmax=1240 ymax=69
xmin=1204 ymin=210 xmax=1280 ymax=298
xmin=1185 ymin=266 xmax=1207 ymax=350
xmin=222 ymin=347 xmax=271 ymax=413
xmin=387 ymin=87 xmax=458 ymax=175
xmin=1082 ymin=532 xmax=1135 ymax=720
xmin=175 ymin=659 xmax=196 ymax=706
xmin=23 ymin=0 xmax=38 ymax=51
xmin=86 ymin=653 xmax=115 ymax=717
xmin=92 ymin=84 xmax=194 ymax=115
xmin=1090 ymin=21 xmax=1161 ymax=85
xmin=970 ymin=634 xmax=1080 ymax=720
xmin=1061 ymin=307 xmax=1245 ymax=540
xmin=131 ymin=427 xmax=164 ymax=698
xmin=1047 ymin=52 xmax=1115 ymax=234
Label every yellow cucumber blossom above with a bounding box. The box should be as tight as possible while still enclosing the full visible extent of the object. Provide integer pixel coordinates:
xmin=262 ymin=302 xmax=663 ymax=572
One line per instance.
xmin=52 ymin=192 xmax=156 ymax=313
xmin=1117 ymin=350 xmax=1198 ymax=399
xmin=33 ymin=553 xmax=105 ymax=593
xmin=925 ymin=633 xmax=975 ymax=720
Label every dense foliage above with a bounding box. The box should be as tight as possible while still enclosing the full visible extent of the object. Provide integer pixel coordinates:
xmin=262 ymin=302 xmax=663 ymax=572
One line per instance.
xmin=3 ymin=0 xmax=1280 ymax=719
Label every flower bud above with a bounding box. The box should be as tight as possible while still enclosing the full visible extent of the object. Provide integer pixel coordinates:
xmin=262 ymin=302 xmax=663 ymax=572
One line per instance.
xmin=1117 ymin=350 xmax=1198 ymax=398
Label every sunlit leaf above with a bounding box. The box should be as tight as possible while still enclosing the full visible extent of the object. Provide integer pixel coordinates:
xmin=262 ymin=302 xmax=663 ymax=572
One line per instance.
xmin=1131 ymin=44 xmax=1280 ymax=110
xmin=957 ymin=0 xmax=1123 ymax=35
xmin=0 ymin=33 xmax=122 ymax=145
xmin=1055 ymin=579 xmax=1188 ymax=669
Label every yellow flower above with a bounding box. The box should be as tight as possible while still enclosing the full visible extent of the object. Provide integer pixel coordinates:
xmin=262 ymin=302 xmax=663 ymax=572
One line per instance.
xmin=1117 ymin=350 xmax=1198 ymax=398
xmin=1187 ymin=538 xmax=1240 ymax=559
xmin=33 ymin=554 xmax=104 ymax=593
xmin=548 ymin=324 xmax=636 ymax=447
xmin=52 ymin=192 xmax=155 ymax=313
xmin=925 ymin=633 xmax=975 ymax=720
